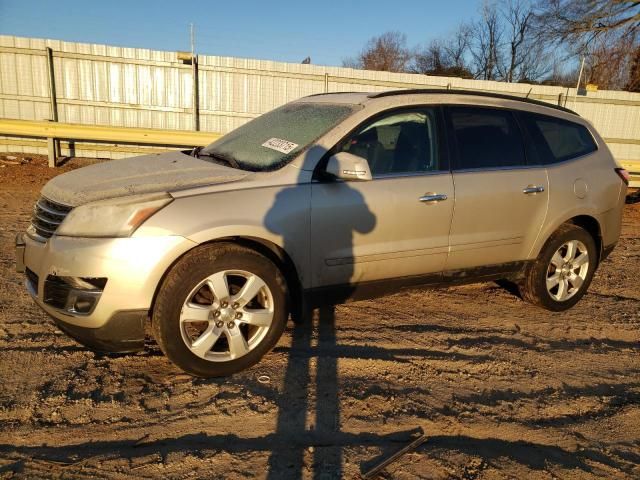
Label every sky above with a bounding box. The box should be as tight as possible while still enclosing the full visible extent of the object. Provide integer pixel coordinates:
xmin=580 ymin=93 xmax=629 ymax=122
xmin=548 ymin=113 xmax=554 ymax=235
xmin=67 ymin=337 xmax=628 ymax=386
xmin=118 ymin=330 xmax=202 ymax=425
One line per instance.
xmin=0 ymin=0 xmax=483 ymax=66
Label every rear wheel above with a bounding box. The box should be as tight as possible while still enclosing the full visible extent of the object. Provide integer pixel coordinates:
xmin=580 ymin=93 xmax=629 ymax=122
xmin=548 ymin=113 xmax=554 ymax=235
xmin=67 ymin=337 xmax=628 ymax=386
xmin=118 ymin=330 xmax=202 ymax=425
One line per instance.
xmin=152 ymin=243 xmax=288 ymax=377
xmin=519 ymin=224 xmax=597 ymax=311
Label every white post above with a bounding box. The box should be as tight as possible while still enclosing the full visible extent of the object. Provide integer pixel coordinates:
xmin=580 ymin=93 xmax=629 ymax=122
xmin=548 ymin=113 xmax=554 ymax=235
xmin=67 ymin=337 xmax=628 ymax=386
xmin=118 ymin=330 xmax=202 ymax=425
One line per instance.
xmin=46 ymin=47 xmax=59 ymax=167
xmin=573 ymin=56 xmax=586 ymax=109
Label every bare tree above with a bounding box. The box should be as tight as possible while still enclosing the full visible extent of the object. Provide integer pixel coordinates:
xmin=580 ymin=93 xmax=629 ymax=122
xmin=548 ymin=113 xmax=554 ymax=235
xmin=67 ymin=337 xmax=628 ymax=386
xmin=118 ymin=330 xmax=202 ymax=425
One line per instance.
xmin=498 ymin=0 xmax=548 ymax=82
xmin=412 ymin=3 xmax=550 ymax=82
xmin=627 ymin=46 xmax=640 ymax=91
xmin=410 ymin=23 xmax=473 ymax=78
xmin=343 ymin=0 xmax=639 ymax=90
xmin=470 ymin=2 xmax=504 ymax=80
xmin=542 ymin=58 xmax=580 ymax=86
xmin=581 ymin=32 xmax=636 ymax=89
xmin=443 ymin=23 xmax=474 ymax=70
xmin=535 ymin=0 xmax=640 ymax=90
xmin=411 ymin=37 xmax=474 ymax=78
xmin=342 ymin=31 xmax=411 ymax=73
xmin=412 ymin=39 xmax=447 ymax=74
xmin=536 ymin=0 xmax=640 ymax=44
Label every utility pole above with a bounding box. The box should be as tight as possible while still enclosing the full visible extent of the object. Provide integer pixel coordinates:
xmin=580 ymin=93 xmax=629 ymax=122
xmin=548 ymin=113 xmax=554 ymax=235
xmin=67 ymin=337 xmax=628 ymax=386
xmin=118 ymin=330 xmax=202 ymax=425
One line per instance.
xmin=190 ymin=23 xmax=195 ymax=58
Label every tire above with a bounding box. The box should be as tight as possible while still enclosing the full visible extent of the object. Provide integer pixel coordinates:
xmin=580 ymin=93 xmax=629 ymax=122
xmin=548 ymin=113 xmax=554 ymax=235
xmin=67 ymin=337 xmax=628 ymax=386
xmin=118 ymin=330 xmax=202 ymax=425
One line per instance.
xmin=519 ymin=224 xmax=597 ymax=312
xmin=152 ymin=242 xmax=288 ymax=377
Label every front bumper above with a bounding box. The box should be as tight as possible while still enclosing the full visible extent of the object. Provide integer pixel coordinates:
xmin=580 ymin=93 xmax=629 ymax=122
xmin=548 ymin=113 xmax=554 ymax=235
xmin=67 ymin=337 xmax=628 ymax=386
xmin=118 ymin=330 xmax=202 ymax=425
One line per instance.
xmin=18 ymin=231 xmax=196 ymax=352
xmin=52 ymin=309 xmax=149 ymax=352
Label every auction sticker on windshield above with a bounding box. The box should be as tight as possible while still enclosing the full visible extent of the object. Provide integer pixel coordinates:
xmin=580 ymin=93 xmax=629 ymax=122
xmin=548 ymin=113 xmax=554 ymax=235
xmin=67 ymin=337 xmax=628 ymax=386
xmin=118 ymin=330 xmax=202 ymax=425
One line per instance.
xmin=261 ymin=138 xmax=299 ymax=154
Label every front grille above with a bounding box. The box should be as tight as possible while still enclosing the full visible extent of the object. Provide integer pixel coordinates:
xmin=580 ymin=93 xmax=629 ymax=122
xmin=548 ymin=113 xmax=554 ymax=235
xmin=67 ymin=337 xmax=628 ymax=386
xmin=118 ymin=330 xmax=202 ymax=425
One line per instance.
xmin=31 ymin=197 xmax=72 ymax=239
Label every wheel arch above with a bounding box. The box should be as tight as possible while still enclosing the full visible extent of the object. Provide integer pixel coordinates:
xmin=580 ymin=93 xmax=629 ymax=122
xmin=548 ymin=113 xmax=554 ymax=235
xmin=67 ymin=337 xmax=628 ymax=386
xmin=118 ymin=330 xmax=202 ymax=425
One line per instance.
xmin=534 ymin=214 xmax=603 ymax=264
xmin=565 ymin=215 xmax=602 ymax=261
xmin=232 ymin=236 xmax=304 ymax=314
xmin=148 ymin=236 xmax=303 ymax=323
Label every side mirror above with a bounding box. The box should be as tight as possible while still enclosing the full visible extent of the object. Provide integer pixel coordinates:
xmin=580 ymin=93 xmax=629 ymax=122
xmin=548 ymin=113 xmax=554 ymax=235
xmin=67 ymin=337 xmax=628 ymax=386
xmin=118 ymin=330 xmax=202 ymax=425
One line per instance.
xmin=325 ymin=152 xmax=372 ymax=182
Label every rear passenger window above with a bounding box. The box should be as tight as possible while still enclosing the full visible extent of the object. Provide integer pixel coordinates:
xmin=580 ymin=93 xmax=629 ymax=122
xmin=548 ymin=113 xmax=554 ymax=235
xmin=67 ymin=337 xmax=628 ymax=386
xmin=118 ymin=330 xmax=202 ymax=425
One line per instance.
xmin=449 ymin=107 xmax=526 ymax=170
xmin=520 ymin=113 xmax=597 ymax=164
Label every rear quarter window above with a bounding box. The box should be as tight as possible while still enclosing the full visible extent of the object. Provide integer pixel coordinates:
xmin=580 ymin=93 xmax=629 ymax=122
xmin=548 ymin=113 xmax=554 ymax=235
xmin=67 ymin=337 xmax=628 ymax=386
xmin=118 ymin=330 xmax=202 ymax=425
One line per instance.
xmin=520 ymin=113 xmax=597 ymax=164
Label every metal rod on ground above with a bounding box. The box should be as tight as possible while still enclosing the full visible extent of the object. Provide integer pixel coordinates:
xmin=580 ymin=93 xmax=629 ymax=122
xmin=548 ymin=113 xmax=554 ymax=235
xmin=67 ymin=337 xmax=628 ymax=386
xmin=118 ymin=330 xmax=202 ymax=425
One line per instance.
xmin=45 ymin=47 xmax=58 ymax=167
xmin=362 ymin=430 xmax=428 ymax=479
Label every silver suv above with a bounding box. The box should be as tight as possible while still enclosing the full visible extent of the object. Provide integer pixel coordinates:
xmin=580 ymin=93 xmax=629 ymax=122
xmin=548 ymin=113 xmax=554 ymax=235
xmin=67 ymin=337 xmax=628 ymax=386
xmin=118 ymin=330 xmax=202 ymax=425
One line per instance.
xmin=16 ymin=90 xmax=629 ymax=377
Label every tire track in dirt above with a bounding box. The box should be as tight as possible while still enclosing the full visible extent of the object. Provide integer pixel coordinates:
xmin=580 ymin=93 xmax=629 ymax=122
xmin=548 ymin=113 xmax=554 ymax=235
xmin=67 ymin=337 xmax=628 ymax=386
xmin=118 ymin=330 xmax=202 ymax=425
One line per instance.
xmin=1 ymin=156 xmax=639 ymax=479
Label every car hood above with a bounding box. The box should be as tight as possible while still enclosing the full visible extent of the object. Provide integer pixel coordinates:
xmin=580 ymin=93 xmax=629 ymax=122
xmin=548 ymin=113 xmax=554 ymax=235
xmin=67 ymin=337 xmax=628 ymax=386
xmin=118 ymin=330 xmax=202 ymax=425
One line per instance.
xmin=41 ymin=150 xmax=248 ymax=207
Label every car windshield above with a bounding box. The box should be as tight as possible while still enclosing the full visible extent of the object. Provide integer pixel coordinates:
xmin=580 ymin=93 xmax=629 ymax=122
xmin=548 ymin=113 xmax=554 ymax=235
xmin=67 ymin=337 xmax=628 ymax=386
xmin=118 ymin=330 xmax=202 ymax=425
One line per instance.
xmin=200 ymin=102 xmax=359 ymax=171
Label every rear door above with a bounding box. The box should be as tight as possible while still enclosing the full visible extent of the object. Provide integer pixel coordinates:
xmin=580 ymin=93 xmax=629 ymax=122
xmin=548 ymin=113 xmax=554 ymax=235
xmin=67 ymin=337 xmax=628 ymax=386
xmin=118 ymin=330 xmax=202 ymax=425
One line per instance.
xmin=310 ymin=107 xmax=454 ymax=291
xmin=445 ymin=106 xmax=549 ymax=271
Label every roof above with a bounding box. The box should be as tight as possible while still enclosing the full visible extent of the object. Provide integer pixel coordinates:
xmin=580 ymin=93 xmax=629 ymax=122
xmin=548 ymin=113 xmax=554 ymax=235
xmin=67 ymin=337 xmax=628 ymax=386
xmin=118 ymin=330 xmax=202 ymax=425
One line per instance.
xmin=368 ymin=89 xmax=578 ymax=115
xmin=302 ymin=89 xmax=578 ymax=116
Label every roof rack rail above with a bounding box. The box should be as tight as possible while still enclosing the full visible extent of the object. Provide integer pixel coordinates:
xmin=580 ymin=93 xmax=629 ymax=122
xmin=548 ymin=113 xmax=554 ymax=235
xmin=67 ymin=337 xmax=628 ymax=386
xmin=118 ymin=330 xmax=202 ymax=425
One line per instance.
xmin=368 ymin=88 xmax=578 ymax=115
xmin=303 ymin=91 xmax=364 ymax=98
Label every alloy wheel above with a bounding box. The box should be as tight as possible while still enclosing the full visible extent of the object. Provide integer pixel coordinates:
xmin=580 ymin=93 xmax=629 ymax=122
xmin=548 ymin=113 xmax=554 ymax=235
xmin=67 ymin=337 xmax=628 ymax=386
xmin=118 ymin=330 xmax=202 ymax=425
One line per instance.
xmin=179 ymin=270 xmax=274 ymax=362
xmin=546 ymin=240 xmax=590 ymax=302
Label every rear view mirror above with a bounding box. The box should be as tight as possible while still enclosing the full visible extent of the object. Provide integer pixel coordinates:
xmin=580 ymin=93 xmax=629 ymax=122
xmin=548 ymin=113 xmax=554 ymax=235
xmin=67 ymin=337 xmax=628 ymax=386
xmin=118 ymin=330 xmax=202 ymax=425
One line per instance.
xmin=325 ymin=152 xmax=372 ymax=182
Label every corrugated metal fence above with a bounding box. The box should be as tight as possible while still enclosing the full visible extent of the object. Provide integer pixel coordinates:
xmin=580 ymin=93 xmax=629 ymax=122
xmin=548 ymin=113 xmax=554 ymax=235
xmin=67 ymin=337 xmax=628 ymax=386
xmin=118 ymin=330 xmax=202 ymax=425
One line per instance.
xmin=1 ymin=34 xmax=639 ymax=164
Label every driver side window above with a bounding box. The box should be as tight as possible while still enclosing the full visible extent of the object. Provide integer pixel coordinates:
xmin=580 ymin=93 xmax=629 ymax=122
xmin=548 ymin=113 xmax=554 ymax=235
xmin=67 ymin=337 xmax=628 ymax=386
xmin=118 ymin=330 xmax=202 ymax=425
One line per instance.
xmin=338 ymin=109 xmax=442 ymax=176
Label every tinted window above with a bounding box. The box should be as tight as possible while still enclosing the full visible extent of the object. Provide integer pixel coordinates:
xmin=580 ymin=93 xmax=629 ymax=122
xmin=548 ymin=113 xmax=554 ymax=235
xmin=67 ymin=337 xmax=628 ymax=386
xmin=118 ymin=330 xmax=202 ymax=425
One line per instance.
xmin=520 ymin=112 xmax=597 ymax=164
xmin=338 ymin=109 xmax=442 ymax=176
xmin=449 ymin=107 xmax=526 ymax=169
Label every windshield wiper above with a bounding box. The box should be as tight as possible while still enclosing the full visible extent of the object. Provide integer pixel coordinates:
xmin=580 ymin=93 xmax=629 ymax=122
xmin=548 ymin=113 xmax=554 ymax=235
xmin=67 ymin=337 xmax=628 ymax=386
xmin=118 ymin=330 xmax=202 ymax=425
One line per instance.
xmin=191 ymin=147 xmax=241 ymax=169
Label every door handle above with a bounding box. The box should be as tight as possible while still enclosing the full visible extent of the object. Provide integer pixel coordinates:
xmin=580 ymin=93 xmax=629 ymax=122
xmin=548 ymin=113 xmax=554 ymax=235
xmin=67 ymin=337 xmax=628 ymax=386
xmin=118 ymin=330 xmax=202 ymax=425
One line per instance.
xmin=523 ymin=185 xmax=545 ymax=194
xmin=419 ymin=193 xmax=448 ymax=203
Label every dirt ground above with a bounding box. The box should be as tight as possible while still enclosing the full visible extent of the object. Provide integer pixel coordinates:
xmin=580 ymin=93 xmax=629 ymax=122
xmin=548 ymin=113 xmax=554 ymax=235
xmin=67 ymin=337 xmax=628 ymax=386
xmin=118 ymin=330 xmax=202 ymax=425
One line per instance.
xmin=0 ymin=153 xmax=638 ymax=479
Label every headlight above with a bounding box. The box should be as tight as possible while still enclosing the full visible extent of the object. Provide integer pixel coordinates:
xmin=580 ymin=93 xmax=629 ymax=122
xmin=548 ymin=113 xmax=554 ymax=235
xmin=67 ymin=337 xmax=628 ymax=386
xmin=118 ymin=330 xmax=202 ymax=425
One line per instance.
xmin=56 ymin=193 xmax=173 ymax=238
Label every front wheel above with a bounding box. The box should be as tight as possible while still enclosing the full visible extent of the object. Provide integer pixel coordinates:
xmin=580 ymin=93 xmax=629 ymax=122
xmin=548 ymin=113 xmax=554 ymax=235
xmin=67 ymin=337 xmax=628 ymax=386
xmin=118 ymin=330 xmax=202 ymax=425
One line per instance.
xmin=519 ymin=224 xmax=597 ymax=311
xmin=152 ymin=243 xmax=288 ymax=377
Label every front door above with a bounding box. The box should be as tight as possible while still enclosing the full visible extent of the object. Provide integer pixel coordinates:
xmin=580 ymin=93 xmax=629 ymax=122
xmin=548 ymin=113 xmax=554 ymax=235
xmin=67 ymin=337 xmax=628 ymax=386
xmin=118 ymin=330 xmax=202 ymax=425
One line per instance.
xmin=310 ymin=108 xmax=454 ymax=293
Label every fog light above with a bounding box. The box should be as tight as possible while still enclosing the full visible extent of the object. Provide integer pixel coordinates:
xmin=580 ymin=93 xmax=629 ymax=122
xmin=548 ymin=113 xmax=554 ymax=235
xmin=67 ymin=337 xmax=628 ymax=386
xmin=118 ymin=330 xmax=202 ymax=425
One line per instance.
xmin=43 ymin=275 xmax=106 ymax=315
xmin=73 ymin=296 xmax=96 ymax=314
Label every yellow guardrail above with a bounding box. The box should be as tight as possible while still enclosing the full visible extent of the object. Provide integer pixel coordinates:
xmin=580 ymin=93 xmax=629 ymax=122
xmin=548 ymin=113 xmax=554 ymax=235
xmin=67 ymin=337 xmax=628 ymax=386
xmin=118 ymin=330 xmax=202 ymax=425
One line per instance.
xmin=620 ymin=160 xmax=639 ymax=171
xmin=0 ymin=118 xmax=221 ymax=166
xmin=0 ymin=118 xmax=219 ymax=146
xmin=619 ymin=160 xmax=640 ymax=188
